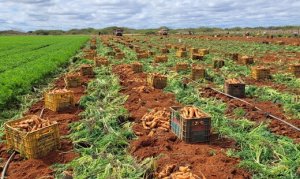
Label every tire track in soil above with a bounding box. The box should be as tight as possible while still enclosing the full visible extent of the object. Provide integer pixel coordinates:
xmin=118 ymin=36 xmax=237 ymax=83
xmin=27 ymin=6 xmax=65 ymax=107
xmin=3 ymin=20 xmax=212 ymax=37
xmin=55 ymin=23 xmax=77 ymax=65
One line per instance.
xmin=0 ymin=70 xmax=93 ymax=179
xmin=201 ymin=88 xmax=300 ymax=143
xmin=113 ymin=64 xmax=251 ymax=179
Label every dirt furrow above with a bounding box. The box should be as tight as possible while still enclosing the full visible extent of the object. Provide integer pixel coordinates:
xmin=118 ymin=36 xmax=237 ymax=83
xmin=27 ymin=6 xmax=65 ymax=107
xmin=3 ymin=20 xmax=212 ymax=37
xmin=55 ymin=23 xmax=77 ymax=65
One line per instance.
xmin=0 ymin=69 xmax=93 ymax=179
xmin=201 ymin=88 xmax=300 ymax=142
xmin=113 ymin=64 xmax=250 ymax=179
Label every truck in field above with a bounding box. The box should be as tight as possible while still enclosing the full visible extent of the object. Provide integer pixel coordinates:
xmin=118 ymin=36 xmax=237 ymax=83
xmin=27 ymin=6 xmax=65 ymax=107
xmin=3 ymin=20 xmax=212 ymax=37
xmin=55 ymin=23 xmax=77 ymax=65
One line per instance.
xmin=158 ymin=28 xmax=168 ymax=36
xmin=115 ymin=28 xmax=124 ymax=36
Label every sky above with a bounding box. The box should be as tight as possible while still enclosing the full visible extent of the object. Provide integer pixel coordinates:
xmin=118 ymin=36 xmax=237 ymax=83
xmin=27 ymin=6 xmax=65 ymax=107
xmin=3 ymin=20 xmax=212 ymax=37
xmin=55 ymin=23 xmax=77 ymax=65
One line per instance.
xmin=0 ymin=0 xmax=299 ymax=31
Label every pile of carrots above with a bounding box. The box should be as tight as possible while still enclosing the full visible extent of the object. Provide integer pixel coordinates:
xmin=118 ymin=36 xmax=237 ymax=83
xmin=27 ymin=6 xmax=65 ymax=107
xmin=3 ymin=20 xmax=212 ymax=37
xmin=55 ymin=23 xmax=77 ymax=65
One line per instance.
xmin=48 ymin=88 xmax=71 ymax=94
xmin=13 ymin=116 xmax=54 ymax=132
xmin=141 ymin=108 xmax=170 ymax=136
xmin=157 ymin=164 xmax=203 ymax=179
xmin=180 ymin=106 xmax=206 ymax=119
xmin=226 ymin=78 xmax=242 ymax=84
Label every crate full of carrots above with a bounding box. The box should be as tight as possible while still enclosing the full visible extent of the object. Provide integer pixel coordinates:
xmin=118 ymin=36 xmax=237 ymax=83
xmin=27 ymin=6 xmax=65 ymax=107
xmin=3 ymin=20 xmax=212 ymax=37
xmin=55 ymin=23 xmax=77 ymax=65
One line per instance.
xmin=5 ymin=115 xmax=60 ymax=159
xmin=170 ymin=106 xmax=211 ymax=143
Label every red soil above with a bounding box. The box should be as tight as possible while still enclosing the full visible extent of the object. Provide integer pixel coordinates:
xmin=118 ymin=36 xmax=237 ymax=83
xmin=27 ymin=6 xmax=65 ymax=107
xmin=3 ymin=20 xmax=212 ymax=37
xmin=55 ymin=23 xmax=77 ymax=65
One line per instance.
xmin=113 ymin=64 xmax=251 ymax=179
xmin=201 ymin=88 xmax=300 ymax=142
xmin=0 ymin=71 xmax=93 ymax=179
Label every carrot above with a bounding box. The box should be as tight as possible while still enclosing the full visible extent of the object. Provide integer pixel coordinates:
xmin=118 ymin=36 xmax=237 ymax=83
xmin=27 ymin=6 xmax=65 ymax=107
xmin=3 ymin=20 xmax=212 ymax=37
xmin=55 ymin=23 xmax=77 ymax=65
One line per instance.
xmin=142 ymin=121 xmax=150 ymax=129
xmin=188 ymin=107 xmax=195 ymax=119
xmin=148 ymin=130 xmax=155 ymax=137
xmin=179 ymin=166 xmax=190 ymax=173
xmin=150 ymin=121 xmax=158 ymax=128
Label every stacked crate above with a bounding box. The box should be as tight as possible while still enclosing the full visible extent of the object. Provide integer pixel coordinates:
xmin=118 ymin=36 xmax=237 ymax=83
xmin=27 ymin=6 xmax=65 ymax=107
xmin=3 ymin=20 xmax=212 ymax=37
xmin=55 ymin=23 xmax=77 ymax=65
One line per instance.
xmin=251 ymin=66 xmax=271 ymax=80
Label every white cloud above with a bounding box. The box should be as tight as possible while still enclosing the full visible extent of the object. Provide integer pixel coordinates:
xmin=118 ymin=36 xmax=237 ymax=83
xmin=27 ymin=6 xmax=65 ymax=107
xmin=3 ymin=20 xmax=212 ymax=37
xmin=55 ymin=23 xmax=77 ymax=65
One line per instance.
xmin=0 ymin=0 xmax=299 ymax=31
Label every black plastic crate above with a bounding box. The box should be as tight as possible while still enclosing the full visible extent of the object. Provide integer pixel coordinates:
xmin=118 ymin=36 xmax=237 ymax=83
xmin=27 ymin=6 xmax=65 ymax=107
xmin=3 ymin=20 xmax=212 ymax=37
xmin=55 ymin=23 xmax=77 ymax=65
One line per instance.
xmin=224 ymin=81 xmax=245 ymax=98
xmin=170 ymin=106 xmax=211 ymax=143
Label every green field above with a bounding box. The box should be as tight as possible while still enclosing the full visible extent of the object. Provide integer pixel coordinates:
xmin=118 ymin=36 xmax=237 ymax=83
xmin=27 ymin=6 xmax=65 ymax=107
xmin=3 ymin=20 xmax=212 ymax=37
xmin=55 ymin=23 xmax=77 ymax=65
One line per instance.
xmin=0 ymin=36 xmax=88 ymax=110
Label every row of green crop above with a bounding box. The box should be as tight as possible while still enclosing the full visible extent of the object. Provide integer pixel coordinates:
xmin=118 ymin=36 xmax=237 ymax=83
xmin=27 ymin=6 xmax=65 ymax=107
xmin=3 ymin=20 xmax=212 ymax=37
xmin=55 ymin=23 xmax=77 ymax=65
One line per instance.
xmin=0 ymin=36 xmax=89 ymax=110
xmin=54 ymin=65 xmax=152 ymax=179
xmin=111 ymin=38 xmax=300 ymax=178
xmin=0 ymin=36 xmax=87 ymax=72
xmin=0 ymin=36 xmax=57 ymax=54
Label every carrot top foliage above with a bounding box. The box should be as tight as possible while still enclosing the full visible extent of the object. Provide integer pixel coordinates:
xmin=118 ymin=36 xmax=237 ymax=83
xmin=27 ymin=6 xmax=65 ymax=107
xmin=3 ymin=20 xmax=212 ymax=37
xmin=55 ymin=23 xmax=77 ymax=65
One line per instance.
xmin=0 ymin=36 xmax=88 ymax=111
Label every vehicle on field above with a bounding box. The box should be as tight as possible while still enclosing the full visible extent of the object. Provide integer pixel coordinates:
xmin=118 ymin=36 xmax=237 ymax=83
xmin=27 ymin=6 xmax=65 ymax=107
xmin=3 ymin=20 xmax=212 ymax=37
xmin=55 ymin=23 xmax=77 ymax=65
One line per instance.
xmin=115 ymin=28 xmax=124 ymax=36
xmin=158 ymin=28 xmax=168 ymax=36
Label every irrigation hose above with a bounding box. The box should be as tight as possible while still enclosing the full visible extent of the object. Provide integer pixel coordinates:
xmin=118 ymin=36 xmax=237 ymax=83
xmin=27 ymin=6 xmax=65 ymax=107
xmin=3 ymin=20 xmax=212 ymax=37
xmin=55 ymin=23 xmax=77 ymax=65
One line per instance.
xmin=208 ymin=86 xmax=300 ymax=132
xmin=180 ymin=75 xmax=300 ymax=132
xmin=1 ymin=151 xmax=16 ymax=179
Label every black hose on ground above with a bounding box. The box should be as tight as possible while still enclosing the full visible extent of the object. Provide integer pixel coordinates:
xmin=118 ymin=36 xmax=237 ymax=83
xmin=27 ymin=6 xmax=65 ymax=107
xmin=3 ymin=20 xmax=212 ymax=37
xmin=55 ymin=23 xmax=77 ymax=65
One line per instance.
xmin=181 ymin=75 xmax=300 ymax=132
xmin=1 ymin=151 xmax=16 ymax=179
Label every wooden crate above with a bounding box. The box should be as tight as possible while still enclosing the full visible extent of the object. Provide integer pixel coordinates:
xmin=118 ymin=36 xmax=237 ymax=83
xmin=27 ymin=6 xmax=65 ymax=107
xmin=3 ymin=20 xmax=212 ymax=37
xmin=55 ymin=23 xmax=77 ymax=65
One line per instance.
xmin=147 ymin=73 xmax=167 ymax=89
xmin=176 ymin=63 xmax=188 ymax=72
xmin=213 ymin=59 xmax=225 ymax=69
xmin=131 ymin=62 xmax=143 ymax=73
xmin=191 ymin=53 xmax=204 ymax=60
xmin=65 ymin=73 xmax=81 ymax=88
xmin=176 ymin=50 xmax=187 ymax=58
xmin=137 ymin=53 xmax=149 ymax=59
xmin=178 ymin=46 xmax=187 ymax=51
xmin=45 ymin=89 xmax=75 ymax=112
xmin=191 ymin=66 xmax=205 ymax=80
xmin=154 ymin=55 xmax=168 ymax=63
xmin=189 ymin=48 xmax=198 ymax=55
xmin=251 ymin=66 xmax=271 ymax=80
xmin=147 ymin=50 xmax=155 ymax=56
xmin=290 ymin=64 xmax=300 ymax=78
xmin=160 ymin=48 xmax=169 ymax=54
xmin=80 ymin=64 xmax=94 ymax=76
xmin=240 ymin=56 xmax=254 ymax=65
xmin=5 ymin=115 xmax=60 ymax=159
xmin=198 ymin=49 xmax=209 ymax=56
xmin=170 ymin=106 xmax=211 ymax=143
xmin=224 ymin=79 xmax=245 ymax=98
